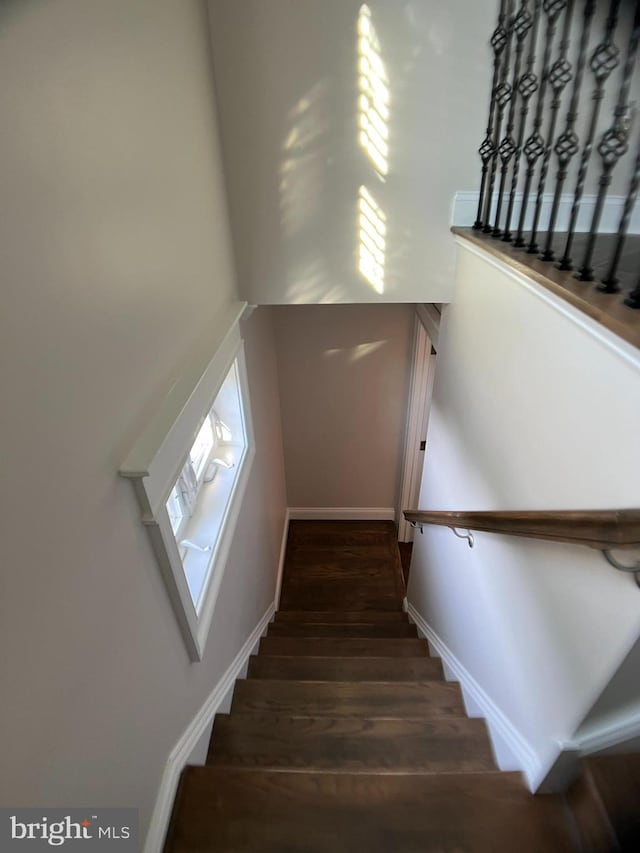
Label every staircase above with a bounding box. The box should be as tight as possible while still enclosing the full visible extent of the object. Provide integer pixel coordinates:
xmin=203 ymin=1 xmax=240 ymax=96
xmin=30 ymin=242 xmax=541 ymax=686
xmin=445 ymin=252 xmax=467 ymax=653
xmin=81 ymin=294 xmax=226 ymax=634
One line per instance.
xmin=164 ymin=521 xmax=579 ymax=851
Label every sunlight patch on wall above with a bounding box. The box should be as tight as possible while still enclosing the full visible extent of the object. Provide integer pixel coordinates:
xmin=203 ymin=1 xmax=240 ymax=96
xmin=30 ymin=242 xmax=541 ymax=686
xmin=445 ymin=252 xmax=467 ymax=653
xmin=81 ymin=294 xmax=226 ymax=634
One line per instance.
xmin=358 ymin=185 xmax=386 ymax=294
xmin=324 ymin=339 xmax=388 ymax=362
xmin=358 ymin=4 xmax=389 ymax=176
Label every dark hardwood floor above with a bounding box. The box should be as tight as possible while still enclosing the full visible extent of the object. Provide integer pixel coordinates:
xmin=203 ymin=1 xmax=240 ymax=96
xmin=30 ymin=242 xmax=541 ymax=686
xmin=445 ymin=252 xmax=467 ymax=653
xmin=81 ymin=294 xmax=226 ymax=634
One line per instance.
xmin=279 ymin=520 xmax=406 ymax=612
xmin=164 ymin=520 xmax=579 ymax=852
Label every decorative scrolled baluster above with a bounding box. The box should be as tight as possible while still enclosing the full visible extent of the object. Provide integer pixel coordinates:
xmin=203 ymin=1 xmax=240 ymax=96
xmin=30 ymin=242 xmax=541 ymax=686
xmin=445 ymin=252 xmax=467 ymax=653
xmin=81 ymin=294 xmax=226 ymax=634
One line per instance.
xmin=541 ymin=0 xmax=595 ymax=262
xmin=558 ymin=0 xmax=621 ymax=271
xmin=624 ymin=276 xmax=640 ymax=309
xmin=503 ymin=0 xmax=542 ymax=242
xmin=599 ymin=129 xmax=640 ymax=292
xmin=484 ymin=1 xmax=516 ymax=233
xmin=528 ymin=0 xmax=573 ymax=255
xmin=578 ymin=0 xmax=640 ymax=282
xmin=514 ymin=0 xmax=567 ymax=248
xmin=474 ymin=0 xmax=509 ymax=230
xmin=493 ymin=0 xmax=533 ymax=237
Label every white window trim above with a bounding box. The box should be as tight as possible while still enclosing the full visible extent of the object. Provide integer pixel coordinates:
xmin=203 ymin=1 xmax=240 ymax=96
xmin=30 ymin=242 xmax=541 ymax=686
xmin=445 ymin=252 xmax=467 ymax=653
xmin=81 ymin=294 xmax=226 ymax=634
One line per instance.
xmin=120 ymin=302 xmax=255 ymax=661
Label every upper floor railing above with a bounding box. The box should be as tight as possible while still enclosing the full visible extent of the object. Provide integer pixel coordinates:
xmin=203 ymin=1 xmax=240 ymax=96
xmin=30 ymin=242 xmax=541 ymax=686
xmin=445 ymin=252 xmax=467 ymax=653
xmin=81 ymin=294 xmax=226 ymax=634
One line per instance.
xmin=473 ymin=0 xmax=640 ymax=310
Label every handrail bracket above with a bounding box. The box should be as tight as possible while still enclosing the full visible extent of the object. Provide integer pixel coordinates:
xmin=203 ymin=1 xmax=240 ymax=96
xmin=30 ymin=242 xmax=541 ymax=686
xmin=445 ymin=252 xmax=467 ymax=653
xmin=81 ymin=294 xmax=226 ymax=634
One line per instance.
xmin=602 ymin=550 xmax=640 ymax=588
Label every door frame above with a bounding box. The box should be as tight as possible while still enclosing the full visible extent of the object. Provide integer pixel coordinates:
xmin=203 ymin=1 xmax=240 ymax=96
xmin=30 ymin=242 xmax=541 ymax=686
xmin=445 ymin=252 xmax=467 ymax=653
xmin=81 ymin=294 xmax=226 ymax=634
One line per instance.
xmin=397 ymin=309 xmax=439 ymax=542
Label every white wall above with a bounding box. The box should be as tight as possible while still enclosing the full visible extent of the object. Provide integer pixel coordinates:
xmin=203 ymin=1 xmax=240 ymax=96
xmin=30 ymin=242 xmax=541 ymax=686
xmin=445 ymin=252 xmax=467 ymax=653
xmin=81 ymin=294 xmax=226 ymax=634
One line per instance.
xmin=273 ymin=305 xmax=414 ymax=510
xmin=0 ymin=0 xmax=286 ymax=842
xmin=208 ymin=0 xmax=494 ymax=305
xmin=407 ymin=239 xmax=640 ymax=787
xmin=575 ymin=636 xmax=640 ymax=743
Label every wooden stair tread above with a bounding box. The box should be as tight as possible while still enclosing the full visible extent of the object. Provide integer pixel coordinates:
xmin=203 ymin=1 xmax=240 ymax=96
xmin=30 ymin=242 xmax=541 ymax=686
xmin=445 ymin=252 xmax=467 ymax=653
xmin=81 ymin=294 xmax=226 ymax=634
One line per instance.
xmin=275 ymin=610 xmax=408 ymax=623
xmin=231 ymin=680 xmax=465 ymax=717
xmin=267 ymin=622 xmax=418 ymax=638
xmin=164 ymin=521 xmax=581 ymax=851
xmin=259 ymin=636 xmax=428 ymax=657
xmin=208 ymin=713 xmax=495 ymax=772
xmin=247 ymin=654 xmax=443 ymax=681
xmin=166 ymin=767 xmax=576 ymax=853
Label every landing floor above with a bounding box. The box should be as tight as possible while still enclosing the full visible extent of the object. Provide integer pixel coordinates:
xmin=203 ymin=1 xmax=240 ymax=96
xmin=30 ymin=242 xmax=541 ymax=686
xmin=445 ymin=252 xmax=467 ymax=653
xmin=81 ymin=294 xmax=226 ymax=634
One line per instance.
xmin=279 ymin=520 xmax=406 ymax=612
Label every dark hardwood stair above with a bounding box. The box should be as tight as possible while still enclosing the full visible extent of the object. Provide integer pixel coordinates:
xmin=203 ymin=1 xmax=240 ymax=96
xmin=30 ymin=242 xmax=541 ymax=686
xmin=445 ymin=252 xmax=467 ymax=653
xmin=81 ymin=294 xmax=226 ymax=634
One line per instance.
xmin=247 ymin=654 xmax=444 ymax=681
xmin=207 ymin=713 xmax=496 ymax=773
xmin=167 ymin=768 xmax=576 ymax=853
xmin=230 ymin=678 xmax=466 ymax=718
xmin=259 ymin=635 xmax=428 ymax=656
xmin=274 ymin=609 xmax=408 ymax=623
xmin=164 ymin=521 xmax=581 ymax=852
xmin=267 ymin=620 xmax=418 ymax=637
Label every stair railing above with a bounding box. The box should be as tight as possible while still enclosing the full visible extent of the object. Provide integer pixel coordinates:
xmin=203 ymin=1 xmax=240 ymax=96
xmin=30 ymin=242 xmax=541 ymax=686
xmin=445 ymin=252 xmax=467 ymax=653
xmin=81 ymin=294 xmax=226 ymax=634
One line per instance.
xmin=403 ymin=508 xmax=640 ymax=586
xmin=473 ymin=0 xmax=640 ymax=308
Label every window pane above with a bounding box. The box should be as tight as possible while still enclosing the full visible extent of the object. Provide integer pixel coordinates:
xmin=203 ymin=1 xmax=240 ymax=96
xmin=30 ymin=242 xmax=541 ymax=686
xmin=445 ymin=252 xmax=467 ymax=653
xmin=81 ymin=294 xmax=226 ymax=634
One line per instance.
xmin=189 ymin=416 xmax=215 ymax=481
xmin=166 ymin=484 xmax=184 ymax=534
xmin=165 ymin=358 xmax=248 ymax=611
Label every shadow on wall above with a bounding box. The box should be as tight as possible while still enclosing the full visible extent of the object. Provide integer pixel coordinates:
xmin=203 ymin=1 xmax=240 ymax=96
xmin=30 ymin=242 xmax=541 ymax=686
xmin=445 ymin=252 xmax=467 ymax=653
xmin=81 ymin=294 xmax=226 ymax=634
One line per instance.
xmin=278 ymin=3 xmax=416 ymax=303
xmin=209 ymin=0 xmax=491 ymax=304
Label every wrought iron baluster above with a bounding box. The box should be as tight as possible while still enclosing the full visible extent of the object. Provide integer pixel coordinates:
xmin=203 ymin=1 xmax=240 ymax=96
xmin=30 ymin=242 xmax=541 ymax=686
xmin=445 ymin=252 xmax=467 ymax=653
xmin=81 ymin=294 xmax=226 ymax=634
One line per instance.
xmin=484 ymin=1 xmax=516 ymax=233
xmin=558 ymin=0 xmax=621 ymax=270
xmin=493 ymin=1 xmax=533 ymax=237
xmin=528 ymin=0 xmax=572 ymax=255
xmin=578 ymin=0 xmax=640 ymax=281
xmin=599 ymin=129 xmax=640 ymax=292
xmin=474 ymin=0 xmax=509 ymax=230
xmin=514 ymin=0 xmax=567 ymax=247
xmin=541 ymin=0 xmax=595 ymax=261
xmin=504 ymin=0 xmax=543 ymax=242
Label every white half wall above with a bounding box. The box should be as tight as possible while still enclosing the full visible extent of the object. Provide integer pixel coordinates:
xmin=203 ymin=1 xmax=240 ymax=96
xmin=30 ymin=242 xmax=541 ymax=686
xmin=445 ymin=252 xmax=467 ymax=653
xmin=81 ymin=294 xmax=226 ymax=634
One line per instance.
xmin=0 ymin=1 xmax=287 ymax=842
xmin=273 ymin=304 xmax=414 ymax=509
xmin=407 ymin=239 xmax=640 ymax=788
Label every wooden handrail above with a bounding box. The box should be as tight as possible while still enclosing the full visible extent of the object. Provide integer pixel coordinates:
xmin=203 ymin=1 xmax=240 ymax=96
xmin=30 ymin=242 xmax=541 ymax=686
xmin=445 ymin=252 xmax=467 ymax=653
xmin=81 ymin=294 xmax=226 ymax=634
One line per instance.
xmin=402 ymin=509 xmax=640 ymax=551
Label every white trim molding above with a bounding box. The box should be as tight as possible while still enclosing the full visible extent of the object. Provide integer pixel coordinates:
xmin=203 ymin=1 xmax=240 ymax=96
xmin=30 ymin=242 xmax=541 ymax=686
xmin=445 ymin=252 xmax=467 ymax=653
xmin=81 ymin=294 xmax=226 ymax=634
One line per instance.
xmin=407 ymin=602 xmax=541 ymax=789
xmin=143 ymin=602 xmax=275 ymax=853
xmin=120 ymin=302 xmax=257 ymax=661
xmin=452 ymin=191 xmax=640 ymax=235
xmin=415 ymin=304 xmax=441 ymax=350
xmin=568 ymin=708 xmax=640 ymax=756
xmin=535 ymin=708 xmax=640 ymax=792
xmin=274 ymin=509 xmax=290 ymax=609
xmin=288 ymin=507 xmax=396 ymax=521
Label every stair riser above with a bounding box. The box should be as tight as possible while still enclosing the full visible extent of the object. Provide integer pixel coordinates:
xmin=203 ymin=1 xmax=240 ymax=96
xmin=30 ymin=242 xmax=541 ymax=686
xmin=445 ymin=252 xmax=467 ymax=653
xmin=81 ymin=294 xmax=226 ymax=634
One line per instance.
xmin=275 ymin=611 xmax=407 ymax=623
xmin=259 ymin=637 xmax=428 ymax=657
xmin=247 ymin=656 xmax=443 ymax=682
xmin=208 ymin=715 xmax=495 ymax=772
xmin=231 ymin=681 xmax=466 ymax=718
xmin=267 ymin=623 xmax=418 ymax=638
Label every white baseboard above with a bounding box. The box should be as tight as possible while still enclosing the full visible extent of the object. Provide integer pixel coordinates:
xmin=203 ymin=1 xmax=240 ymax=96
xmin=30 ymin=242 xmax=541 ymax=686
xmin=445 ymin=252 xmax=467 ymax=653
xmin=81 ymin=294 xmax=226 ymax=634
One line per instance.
xmin=407 ymin=602 xmax=541 ymax=789
xmin=288 ymin=507 xmax=396 ymax=521
xmin=452 ymin=191 xmax=639 ymax=235
xmin=143 ymin=602 xmax=275 ymax=853
xmin=274 ymin=509 xmax=290 ymax=609
xmin=569 ymin=707 xmax=640 ymax=755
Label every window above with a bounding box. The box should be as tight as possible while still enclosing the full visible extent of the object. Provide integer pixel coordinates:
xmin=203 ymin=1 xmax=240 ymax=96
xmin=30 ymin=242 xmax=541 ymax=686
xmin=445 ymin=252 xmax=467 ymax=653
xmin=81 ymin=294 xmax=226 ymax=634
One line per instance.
xmin=120 ymin=306 xmax=255 ymax=661
xmin=166 ymin=360 xmax=248 ymax=611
